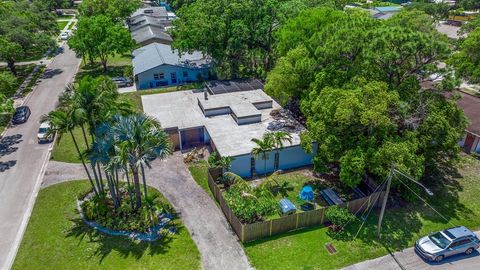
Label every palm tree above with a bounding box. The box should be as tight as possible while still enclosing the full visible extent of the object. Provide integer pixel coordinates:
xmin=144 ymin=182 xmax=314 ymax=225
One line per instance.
xmin=251 ymin=133 xmax=274 ymax=176
xmin=110 ymin=113 xmax=172 ymax=209
xmin=271 ymin=131 xmax=293 ymax=171
xmin=45 ymin=110 xmax=98 ymax=196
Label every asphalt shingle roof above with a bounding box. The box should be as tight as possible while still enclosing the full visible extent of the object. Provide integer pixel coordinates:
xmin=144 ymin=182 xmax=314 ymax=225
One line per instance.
xmin=131 ymin=25 xmax=172 ymax=45
xmin=132 ymin=43 xmax=209 ymax=75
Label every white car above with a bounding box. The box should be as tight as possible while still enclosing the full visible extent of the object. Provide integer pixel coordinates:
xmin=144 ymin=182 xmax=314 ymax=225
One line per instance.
xmin=37 ymin=122 xmax=54 ymax=143
xmin=59 ymin=32 xmax=69 ymax=40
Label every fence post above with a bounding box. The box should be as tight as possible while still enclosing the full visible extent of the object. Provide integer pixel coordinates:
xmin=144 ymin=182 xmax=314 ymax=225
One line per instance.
xmin=241 ymin=224 xmax=245 ymax=243
xmin=320 ymin=208 xmax=325 ymax=224
xmin=296 ymin=213 xmax=299 ymax=229
xmin=269 ymin=220 xmax=273 ymax=236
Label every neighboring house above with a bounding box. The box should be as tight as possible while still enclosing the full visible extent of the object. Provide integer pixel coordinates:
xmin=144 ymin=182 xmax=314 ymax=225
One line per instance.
xmin=131 ymin=24 xmax=173 ymax=46
xmin=369 ymin=6 xmax=402 ymax=20
xmin=132 ymin=42 xmax=211 ymax=89
xmin=142 ymin=87 xmax=317 ymax=178
xmin=127 ymin=6 xmax=174 ymax=31
xmin=457 ymin=91 xmax=480 ymax=154
xmin=131 ymin=7 xmax=170 ymax=20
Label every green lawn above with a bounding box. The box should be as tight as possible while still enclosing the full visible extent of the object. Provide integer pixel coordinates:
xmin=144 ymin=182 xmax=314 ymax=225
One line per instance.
xmin=57 ymin=21 xmax=68 ymax=31
xmin=186 ymin=154 xmax=480 ymax=269
xmin=188 ymin=161 xmax=215 ymax=200
xmin=13 ymin=181 xmax=201 ymax=270
xmin=51 ymin=127 xmax=90 ymax=163
xmin=68 ymin=21 xmax=76 ymax=30
xmin=244 ymin=155 xmax=480 ymax=269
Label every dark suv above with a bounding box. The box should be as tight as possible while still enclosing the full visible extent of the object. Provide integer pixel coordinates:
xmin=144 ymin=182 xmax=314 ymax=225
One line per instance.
xmin=12 ymin=106 xmax=31 ymax=124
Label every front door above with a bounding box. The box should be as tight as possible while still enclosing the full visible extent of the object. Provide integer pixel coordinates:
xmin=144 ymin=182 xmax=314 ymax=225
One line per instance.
xmin=171 ymin=72 xmax=177 ymax=84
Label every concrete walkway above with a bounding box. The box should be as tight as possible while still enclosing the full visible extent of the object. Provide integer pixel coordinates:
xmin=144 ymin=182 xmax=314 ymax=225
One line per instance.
xmin=343 ymin=231 xmax=480 ymax=270
xmin=41 ymin=161 xmax=88 ymax=188
xmin=146 ymin=153 xmax=252 ymax=270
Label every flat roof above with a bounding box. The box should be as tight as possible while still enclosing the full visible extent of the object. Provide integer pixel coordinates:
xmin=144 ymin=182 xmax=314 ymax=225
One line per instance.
xmin=206 ymin=78 xmax=264 ymax=95
xmin=142 ymin=89 xmax=304 ymax=157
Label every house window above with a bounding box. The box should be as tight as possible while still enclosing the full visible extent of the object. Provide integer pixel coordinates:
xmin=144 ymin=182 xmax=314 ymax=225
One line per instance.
xmin=171 ymin=72 xmax=177 ymax=84
xmin=274 ymin=153 xmax=279 ymax=171
xmin=153 ymin=73 xmax=165 ymax=80
xmin=183 ymin=71 xmax=188 ymax=78
xmin=250 ymin=157 xmax=255 ymax=176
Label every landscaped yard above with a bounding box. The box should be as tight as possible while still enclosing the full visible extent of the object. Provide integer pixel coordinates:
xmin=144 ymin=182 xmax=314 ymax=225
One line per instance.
xmin=243 ymin=155 xmax=480 ymax=269
xmin=13 ymin=181 xmax=201 ymax=270
xmin=50 ymin=127 xmax=90 ymax=163
xmin=188 ymin=154 xmax=480 ymax=269
xmin=57 ymin=21 xmax=68 ymax=31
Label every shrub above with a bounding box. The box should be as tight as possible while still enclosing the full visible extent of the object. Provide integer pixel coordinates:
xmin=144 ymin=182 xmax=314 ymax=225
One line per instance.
xmin=81 ymin=187 xmax=169 ymax=233
xmin=325 ymin=206 xmax=356 ymax=231
xmin=224 ymin=181 xmax=277 ymax=224
xmin=208 ymin=151 xmax=221 ymax=168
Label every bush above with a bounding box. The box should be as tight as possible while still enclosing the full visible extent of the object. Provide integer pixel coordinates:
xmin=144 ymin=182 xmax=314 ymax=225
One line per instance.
xmin=81 ymin=187 xmax=169 ymax=232
xmin=208 ymin=151 xmax=221 ymax=168
xmin=325 ymin=206 xmax=356 ymax=231
xmin=224 ymin=181 xmax=278 ymax=224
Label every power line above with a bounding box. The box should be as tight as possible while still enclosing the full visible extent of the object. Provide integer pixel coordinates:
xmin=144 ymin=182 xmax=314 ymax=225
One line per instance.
xmin=330 ymin=177 xmax=389 ymax=240
xmin=395 ymin=176 xmax=455 ymax=227
xmin=353 ymin=180 xmax=386 ymax=240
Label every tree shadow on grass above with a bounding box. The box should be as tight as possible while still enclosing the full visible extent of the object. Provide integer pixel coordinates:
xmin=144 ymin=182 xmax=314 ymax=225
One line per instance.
xmin=76 ymin=64 xmax=127 ymax=82
xmin=65 ymin=217 xmax=177 ymax=263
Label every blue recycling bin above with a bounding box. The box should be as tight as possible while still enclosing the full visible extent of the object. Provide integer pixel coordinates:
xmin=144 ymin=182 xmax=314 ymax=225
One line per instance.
xmin=278 ymin=198 xmax=297 ymax=215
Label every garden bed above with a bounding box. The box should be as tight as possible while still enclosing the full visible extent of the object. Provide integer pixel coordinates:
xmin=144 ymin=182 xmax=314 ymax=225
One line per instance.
xmin=207 ymin=167 xmax=385 ymax=242
xmin=77 ymin=190 xmax=175 ymax=241
xmin=13 ymin=181 xmax=201 ymax=270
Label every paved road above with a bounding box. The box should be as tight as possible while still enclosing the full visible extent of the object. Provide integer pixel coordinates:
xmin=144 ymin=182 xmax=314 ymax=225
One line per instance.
xmin=343 ymin=232 xmax=480 ymax=270
xmin=0 ymin=44 xmax=81 ymax=270
xmin=146 ymin=154 xmax=252 ymax=270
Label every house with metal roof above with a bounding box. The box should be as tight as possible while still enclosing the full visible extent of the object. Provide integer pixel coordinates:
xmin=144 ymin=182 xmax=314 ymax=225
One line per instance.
xmin=131 ymin=24 xmax=173 ymax=46
xmin=132 ymin=42 xmax=211 ymax=90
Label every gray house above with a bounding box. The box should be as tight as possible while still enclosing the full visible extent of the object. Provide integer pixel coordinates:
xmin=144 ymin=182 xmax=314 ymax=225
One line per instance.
xmin=132 ymin=43 xmax=211 ymax=90
xmin=131 ymin=24 xmax=173 ymax=46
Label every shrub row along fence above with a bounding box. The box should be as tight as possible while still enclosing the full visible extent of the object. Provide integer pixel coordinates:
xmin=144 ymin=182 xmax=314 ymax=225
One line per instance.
xmin=207 ymin=168 xmax=386 ymax=243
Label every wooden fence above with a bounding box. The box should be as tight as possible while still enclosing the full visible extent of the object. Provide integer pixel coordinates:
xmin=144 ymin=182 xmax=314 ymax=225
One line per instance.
xmin=207 ymin=168 xmax=386 ymax=243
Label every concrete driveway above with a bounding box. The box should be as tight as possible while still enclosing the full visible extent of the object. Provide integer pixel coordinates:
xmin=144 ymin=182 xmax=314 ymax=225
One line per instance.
xmin=0 ymin=44 xmax=81 ymax=270
xmin=343 ymin=231 xmax=480 ymax=270
xmin=145 ymin=153 xmax=252 ymax=270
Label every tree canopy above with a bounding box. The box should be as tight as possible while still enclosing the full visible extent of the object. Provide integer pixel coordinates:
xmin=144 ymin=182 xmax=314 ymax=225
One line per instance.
xmin=0 ymin=0 xmax=57 ymax=74
xmin=68 ymin=15 xmax=135 ymax=72
xmin=450 ymin=27 xmax=480 ymax=83
xmin=78 ymin=0 xmax=141 ymax=22
xmin=171 ymin=0 xmax=343 ymax=79
xmin=266 ymin=8 xmax=466 ymax=187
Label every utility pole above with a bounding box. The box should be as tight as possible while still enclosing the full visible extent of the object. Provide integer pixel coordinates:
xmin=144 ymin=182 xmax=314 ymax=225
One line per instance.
xmin=377 ymin=166 xmax=394 ymax=239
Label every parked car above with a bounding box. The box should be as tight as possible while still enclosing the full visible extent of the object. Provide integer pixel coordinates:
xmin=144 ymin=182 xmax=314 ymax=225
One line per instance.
xmin=59 ymin=32 xmax=69 ymax=40
xmin=415 ymin=226 xmax=480 ymax=262
xmin=37 ymin=122 xmax=54 ymax=143
xmin=12 ymin=106 xmax=31 ymax=124
xmin=111 ymin=77 xmax=133 ymax=88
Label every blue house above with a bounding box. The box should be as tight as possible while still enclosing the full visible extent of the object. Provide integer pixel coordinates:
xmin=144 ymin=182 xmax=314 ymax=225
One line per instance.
xmin=132 ymin=43 xmax=211 ymax=90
